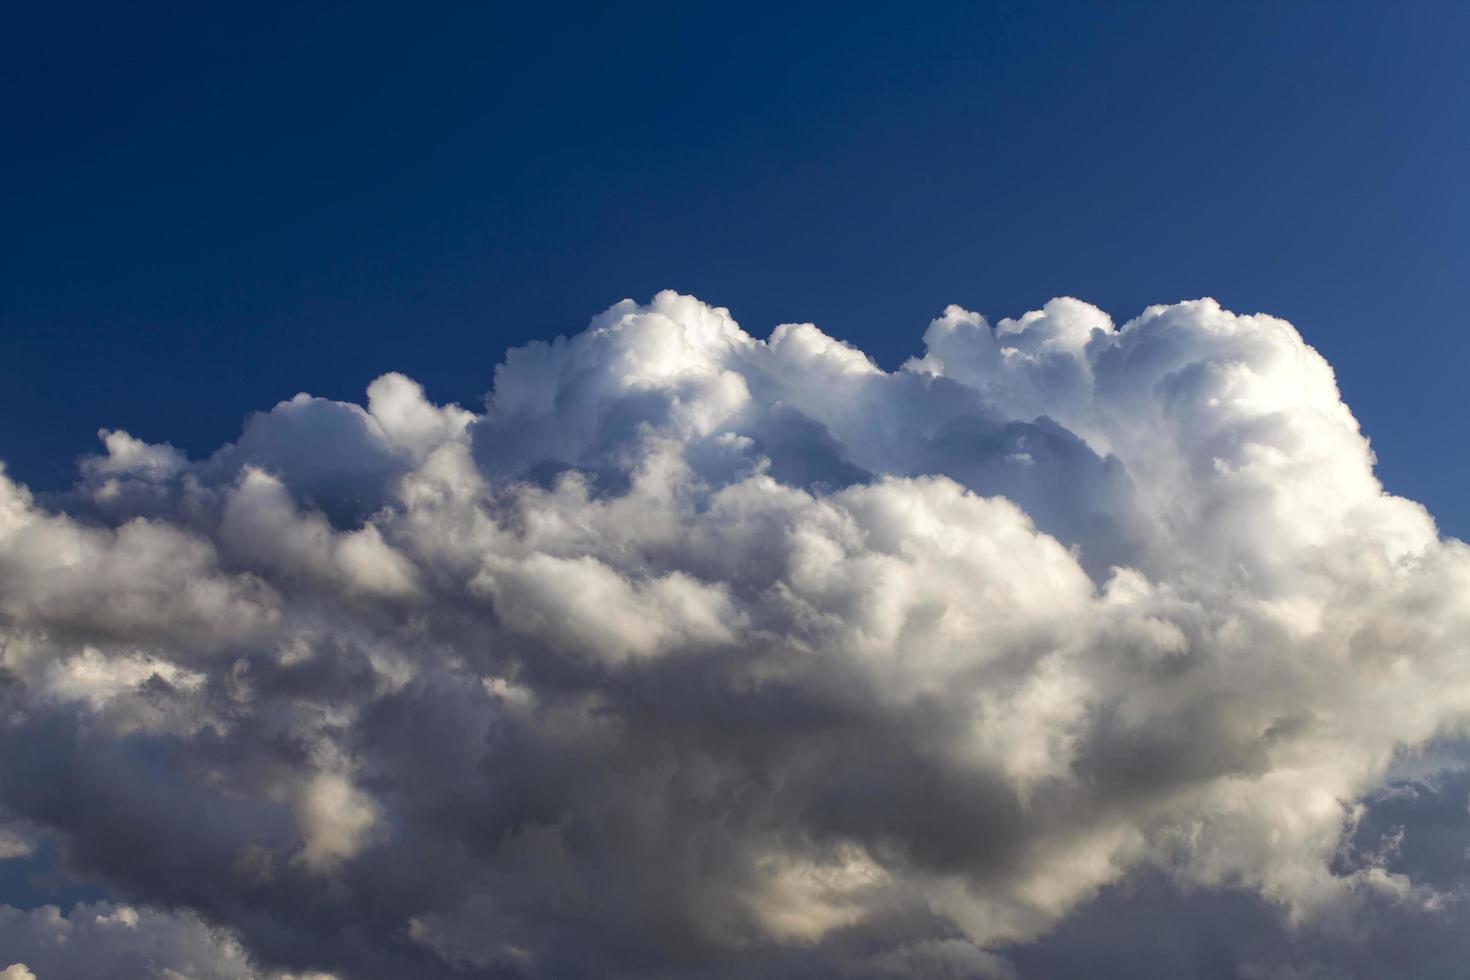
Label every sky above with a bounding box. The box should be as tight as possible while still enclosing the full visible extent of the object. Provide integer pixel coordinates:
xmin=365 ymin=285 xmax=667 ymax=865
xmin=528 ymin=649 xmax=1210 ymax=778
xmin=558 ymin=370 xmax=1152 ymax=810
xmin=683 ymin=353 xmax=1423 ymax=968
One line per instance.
xmin=4 ymin=2 xmax=1468 ymax=534
xmin=3 ymin=3 xmax=1470 ymax=979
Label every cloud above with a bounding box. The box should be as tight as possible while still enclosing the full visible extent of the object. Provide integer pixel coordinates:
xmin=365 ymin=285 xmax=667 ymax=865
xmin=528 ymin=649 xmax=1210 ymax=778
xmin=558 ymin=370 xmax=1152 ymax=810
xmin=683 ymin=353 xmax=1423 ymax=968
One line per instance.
xmin=0 ymin=903 xmax=265 ymax=980
xmin=2 ymin=291 xmax=1470 ymax=977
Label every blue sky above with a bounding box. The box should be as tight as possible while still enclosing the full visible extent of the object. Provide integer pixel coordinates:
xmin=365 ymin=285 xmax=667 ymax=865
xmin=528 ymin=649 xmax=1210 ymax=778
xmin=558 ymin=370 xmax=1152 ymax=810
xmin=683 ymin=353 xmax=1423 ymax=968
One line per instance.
xmin=3 ymin=1 xmax=1467 ymax=533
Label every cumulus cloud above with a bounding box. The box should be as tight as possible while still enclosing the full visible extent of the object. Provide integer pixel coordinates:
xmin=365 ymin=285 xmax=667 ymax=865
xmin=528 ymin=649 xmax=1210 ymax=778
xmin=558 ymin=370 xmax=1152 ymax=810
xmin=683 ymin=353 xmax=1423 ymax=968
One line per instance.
xmin=2 ymin=291 xmax=1470 ymax=977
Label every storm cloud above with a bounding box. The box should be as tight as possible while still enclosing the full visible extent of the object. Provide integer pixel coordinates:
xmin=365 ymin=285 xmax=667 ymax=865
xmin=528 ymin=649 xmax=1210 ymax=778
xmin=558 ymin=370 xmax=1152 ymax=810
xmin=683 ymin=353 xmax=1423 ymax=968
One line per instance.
xmin=2 ymin=292 xmax=1469 ymax=978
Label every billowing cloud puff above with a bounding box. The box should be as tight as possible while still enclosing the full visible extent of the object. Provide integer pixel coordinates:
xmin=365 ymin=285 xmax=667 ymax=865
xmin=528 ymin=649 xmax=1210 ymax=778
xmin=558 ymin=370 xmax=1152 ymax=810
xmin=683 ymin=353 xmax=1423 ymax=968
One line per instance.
xmin=2 ymin=292 xmax=1469 ymax=978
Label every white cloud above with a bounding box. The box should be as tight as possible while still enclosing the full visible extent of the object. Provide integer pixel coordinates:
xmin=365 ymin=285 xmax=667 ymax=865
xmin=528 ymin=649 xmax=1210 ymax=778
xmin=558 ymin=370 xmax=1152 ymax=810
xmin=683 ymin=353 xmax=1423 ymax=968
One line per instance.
xmin=1 ymin=291 xmax=1468 ymax=977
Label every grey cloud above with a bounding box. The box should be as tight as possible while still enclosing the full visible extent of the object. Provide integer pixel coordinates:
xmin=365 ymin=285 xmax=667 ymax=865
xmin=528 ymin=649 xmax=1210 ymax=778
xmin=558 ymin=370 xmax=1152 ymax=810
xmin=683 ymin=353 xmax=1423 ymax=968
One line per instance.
xmin=0 ymin=902 xmax=264 ymax=980
xmin=1 ymin=291 xmax=1469 ymax=978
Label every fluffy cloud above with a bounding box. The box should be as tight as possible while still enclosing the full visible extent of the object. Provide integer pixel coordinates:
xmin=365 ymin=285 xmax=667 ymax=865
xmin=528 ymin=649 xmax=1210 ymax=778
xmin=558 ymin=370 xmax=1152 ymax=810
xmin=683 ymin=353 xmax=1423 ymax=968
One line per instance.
xmin=2 ymin=291 xmax=1469 ymax=978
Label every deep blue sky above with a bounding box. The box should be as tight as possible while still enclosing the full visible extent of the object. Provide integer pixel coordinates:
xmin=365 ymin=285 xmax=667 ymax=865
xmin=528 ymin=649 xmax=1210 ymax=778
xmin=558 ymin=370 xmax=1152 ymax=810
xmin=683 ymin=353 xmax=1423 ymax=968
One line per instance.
xmin=3 ymin=2 xmax=1467 ymax=534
